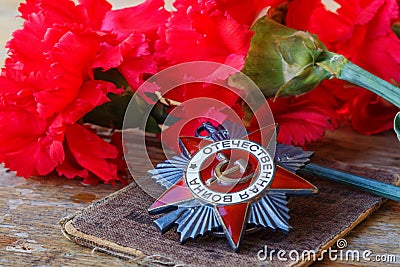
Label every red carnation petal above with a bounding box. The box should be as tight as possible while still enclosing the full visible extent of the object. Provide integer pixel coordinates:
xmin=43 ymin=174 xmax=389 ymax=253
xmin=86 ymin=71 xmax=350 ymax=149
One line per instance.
xmin=269 ymin=89 xmax=338 ymax=146
xmin=0 ymin=107 xmax=57 ymax=177
xmin=286 ymin=0 xmax=400 ymax=137
xmin=60 ymin=80 xmax=121 ymax=124
xmin=351 ymin=92 xmax=399 ymax=135
xmin=93 ymin=34 xmax=149 ymax=71
xmin=35 ymin=30 xmax=102 ymax=118
xmin=77 ymin=0 xmax=112 ymax=29
xmin=162 ymin=0 xmax=257 ymax=69
xmin=57 ymin=157 xmax=89 ymax=180
xmin=102 ymin=0 xmax=169 ymax=41
xmin=218 ymin=0 xmax=286 ymax=26
xmin=65 ymin=124 xmax=119 ymax=183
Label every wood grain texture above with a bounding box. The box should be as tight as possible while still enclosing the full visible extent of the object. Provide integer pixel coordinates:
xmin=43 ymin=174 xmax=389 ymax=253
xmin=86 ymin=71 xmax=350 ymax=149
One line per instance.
xmin=0 ymin=0 xmax=399 ymax=266
xmin=0 ymin=173 xmax=133 ymax=266
xmin=0 ymin=130 xmax=398 ymax=267
xmin=309 ymin=129 xmax=400 ymax=266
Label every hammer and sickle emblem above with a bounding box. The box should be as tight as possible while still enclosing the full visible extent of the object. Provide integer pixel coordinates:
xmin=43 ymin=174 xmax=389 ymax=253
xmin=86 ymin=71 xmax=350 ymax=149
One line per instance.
xmin=206 ymin=153 xmax=255 ymax=186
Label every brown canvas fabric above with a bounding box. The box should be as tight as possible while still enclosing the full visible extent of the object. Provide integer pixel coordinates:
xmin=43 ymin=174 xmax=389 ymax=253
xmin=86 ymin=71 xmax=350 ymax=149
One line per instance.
xmin=60 ymin=164 xmax=398 ymax=266
xmin=60 ymin=133 xmax=399 ymax=266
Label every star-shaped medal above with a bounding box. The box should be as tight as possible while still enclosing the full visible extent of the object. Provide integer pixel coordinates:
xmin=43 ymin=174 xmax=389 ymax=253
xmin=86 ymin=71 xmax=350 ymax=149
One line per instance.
xmin=148 ymin=122 xmax=317 ymax=251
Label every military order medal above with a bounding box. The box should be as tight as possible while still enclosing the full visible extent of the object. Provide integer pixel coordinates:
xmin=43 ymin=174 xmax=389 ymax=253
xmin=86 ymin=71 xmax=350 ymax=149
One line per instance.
xmin=148 ymin=122 xmax=318 ymax=251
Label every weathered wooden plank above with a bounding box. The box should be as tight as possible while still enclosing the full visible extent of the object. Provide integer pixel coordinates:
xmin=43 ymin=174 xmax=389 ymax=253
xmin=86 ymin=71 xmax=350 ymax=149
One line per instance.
xmin=0 ymin=0 xmax=399 ymax=266
xmin=0 ymin=171 xmax=129 ymax=266
xmin=310 ymin=129 xmax=400 ymax=266
xmin=0 ymin=128 xmax=398 ymax=266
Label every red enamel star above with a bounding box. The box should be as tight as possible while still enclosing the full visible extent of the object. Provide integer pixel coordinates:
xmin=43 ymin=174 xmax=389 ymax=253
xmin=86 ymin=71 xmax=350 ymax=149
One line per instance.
xmin=148 ymin=124 xmax=317 ymax=251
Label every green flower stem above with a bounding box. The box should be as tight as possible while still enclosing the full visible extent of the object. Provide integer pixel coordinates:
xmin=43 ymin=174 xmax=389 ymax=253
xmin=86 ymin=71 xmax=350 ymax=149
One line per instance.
xmin=339 ymin=61 xmax=400 ymax=108
xmin=298 ymin=163 xmax=400 ymax=202
xmin=395 ymin=112 xmax=400 ymax=141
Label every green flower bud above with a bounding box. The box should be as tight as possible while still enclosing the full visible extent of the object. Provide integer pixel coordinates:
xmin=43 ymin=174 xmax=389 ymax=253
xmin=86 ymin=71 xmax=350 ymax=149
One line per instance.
xmin=230 ymin=16 xmax=400 ymax=110
xmin=232 ymin=16 xmax=333 ymax=98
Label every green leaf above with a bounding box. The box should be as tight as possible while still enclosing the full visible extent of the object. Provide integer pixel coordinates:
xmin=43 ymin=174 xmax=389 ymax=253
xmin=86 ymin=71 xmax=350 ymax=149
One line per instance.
xmin=83 ymin=91 xmax=162 ymax=131
xmin=392 ymin=22 xmax=400 ymax=39
xmin=94 ymin=68 xmax=130 ymax=89
xmin=145 ymin=115 xmax=161 ymax=134
xmin=275 ymin=65 xmax=331 ymax=97
xmin=83 ymin=93 xmax=133 ymax=129
xmin=85 ymin=68 xmax=163 ymax=133
xmin=122 ymin=94 xmax=160 ymax=130
xmin=274 ymin=31 xmax=325 ymax=73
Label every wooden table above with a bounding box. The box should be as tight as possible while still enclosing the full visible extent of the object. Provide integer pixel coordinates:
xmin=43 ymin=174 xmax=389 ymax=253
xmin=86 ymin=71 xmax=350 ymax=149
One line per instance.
xmin=0 ymin=129 xmax=398 ymax=267
xmin=0 ymin=1 xmax=399 ymax=266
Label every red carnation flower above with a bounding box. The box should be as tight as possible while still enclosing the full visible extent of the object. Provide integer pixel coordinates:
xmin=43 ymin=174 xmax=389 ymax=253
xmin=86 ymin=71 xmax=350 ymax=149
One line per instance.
xmin=285 ymin=0 xmax=400 ymax=135
xmin=0 ymin=0 xmax=131 ymax=184
xmin=158 ymin=0 xmax=282 ymax=70
xmin=97 ymin=0 xmax=170 ymax=91
xmin=160 ymin=83 xmax=243 ymax=152
xmin=267 ymin=86 xmax=339 ymax=146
